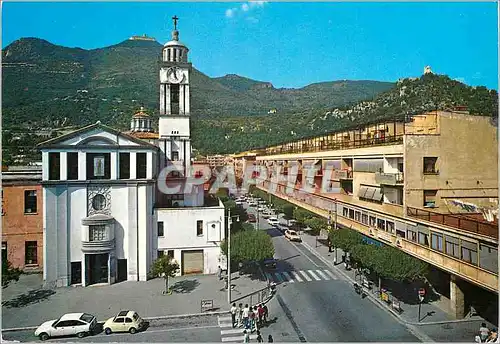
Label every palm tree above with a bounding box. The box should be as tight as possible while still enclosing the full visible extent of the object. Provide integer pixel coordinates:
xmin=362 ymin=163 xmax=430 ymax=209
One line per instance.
xmin=149 ymin=256 xmax=180 ymax=295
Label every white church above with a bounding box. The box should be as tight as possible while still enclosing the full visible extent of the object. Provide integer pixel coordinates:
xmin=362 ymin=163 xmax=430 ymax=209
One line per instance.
xmin=39 ymin=18 xmax=226 ymax=287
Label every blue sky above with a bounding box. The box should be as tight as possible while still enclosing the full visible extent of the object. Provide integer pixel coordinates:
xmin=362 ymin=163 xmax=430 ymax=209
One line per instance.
xmin=2 ymin=2 xmax=498 ymax=90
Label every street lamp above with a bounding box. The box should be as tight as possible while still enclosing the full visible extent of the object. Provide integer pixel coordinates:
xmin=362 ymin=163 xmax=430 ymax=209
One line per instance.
xmin=226 ymin=209 xmax=240 ymax=304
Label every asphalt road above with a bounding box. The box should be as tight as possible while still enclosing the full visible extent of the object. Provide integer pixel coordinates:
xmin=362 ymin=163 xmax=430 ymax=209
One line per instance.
xmin=2 ymin=316 xmax=222 ymax=343
xmin=245 ymin=202 xmax=423 ymax=342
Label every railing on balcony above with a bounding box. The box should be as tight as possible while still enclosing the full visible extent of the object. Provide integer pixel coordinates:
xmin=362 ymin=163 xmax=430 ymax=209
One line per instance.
xmin=407 ymin=207 xmax=498 ymax=239
xmin=375 ymin=172 xmax=404 ymax=185
xmin=334 ymin=169 xmax=353 ymax=180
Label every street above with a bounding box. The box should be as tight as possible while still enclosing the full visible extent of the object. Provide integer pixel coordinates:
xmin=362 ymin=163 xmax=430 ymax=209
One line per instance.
xmin=244 ymin=202 xmax=424 ymax=342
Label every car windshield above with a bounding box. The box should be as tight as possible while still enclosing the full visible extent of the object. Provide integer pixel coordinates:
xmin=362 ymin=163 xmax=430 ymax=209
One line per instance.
xmin=80 ymin=313 xmax=94 ymax=323
xmin=289 ymin=231 xmax=297 ymax=235
xmin=133 ymin=313 xmax=139 ymax=321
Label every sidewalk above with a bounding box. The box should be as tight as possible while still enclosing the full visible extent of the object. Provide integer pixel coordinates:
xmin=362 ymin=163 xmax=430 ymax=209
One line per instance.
xmin=298 ymin=231 xmax=491 ymax=326
xmin=1 ymin=271 xmax=267 ymax=329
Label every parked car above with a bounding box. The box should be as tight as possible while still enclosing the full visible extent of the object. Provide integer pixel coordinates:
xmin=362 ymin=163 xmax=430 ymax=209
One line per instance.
xmin=34 ymin=313 xmax=98 ymax=341
xmin=248 ymin=201 xmax=257 ymax=207
xmin=285 ymin=229 xmax=301 ymax=242
xmin=257 ymin=206 xmax=267 ymax=212
xmin=103 ymin=310 xmax=147 ymax=335
xmin=262 ymin=258 xmax=277 ymax=270
xmin=235 ymin=200 xmax=244 ymax=205
xmin=248 ymin=214 xmax=257 ymax=223
xmin=267 ymin=217 xmax=279 ymax=226
xmin=277 ymin=224 xmax=288 ymax=233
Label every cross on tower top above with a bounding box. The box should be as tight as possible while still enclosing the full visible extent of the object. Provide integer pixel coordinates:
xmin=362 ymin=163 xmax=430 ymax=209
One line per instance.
xmin=172 ymin=15 xmax=179 ymax=30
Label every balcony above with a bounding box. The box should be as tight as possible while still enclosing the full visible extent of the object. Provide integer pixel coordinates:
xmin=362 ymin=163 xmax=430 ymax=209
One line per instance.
xmin=407 ymin=207 xmax=498 ymax=240
xmin=334 ymin=169 xmax=353 ymax=180
xmin=375 ymin=172 xmax=404 ymax=185
xmin=82 ymin=239 xmax=115 ymax=253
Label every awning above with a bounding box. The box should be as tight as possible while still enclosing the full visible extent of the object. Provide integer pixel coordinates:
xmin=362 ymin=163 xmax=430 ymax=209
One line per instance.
xmin=372 ymin=188 xmax=384 ymax=202
xmin=364 ymin=187 xmax=376 ymax=200
xmin=358 ymin=186 xmax=368 ymax=198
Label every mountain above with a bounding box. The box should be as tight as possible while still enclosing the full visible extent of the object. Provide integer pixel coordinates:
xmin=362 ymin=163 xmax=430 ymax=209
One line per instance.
xmin=2 ymin=37 xmax=498 ymax=164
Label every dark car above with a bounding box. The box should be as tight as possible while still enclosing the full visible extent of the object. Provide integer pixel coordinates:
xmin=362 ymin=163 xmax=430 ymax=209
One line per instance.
xmin=262 ymin=258 xmax=277 ymax=270
xmin=248 ymin=214 xmax=257 ymax=223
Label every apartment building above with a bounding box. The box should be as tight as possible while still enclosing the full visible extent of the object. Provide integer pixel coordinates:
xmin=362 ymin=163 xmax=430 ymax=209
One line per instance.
xmin=2 ymin=165 xmax=43 ymax=272
xmin=234 ymin=110 xmax=498 ymax=319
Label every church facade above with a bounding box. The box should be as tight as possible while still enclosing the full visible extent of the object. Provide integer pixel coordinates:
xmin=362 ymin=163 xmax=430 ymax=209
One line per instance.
xmin=39 ymin=20 xmax=225 ymax=287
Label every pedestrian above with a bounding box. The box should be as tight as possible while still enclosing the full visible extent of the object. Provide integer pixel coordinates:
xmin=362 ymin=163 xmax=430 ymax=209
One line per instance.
xmin=243 ymin=304 xmax=250 ymax=330
xmin=258 ymin=304 xmax=264 ymax=326
xmin=253 ymin=306 xmax=259 ymax=331
xmin=238 ymin=303 xmax=244 ymax=327
xmin=243 ymin=330 xmax=250 ymax=343
xmin=268 ymin=334 xmax=274 ymax=343
xmin=218 ymin=265 xmax=222 ymax=280
xmin=480 ymin=322 xmax=490 ymax=342
xmin=256 ymin=330 xmax=263 ymax=343
xmin=231 ymin=302 xmax=237 ymax=328
xmin=328 ymin=238 xmax=332 ymax=252
xmin=263 ymin=304 xmax=269 ymax=324
xmin=249 ymin=309 xmax=256 ymax=332
xmin=487 ymin=329 xmax=499 ymax=343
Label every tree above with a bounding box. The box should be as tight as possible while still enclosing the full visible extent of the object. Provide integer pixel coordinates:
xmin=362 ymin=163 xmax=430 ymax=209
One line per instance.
xmin=149 ymin=255 xmax=180 ymax=294
xmin=2 ymin=259 xmax=22 ymax=288
xmin=220 ymin=230 xmax=275 ymax=266
xmin=328 ymin=227 xmax=363 ymax=252
xmin=283 ymin=204 xmax=294 ymax=224
xmin=304 ymin=216 xmax=327 ymax=235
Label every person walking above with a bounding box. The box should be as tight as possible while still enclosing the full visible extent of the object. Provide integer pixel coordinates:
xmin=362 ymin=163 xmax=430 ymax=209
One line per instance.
xmin=258 ymin=304 xmax=264 ymax=326
xmin=253 ymin=306 xmax=259 ymax=332
xmin=256 ymin=330 xmax=263 ymax=343
xmin=480 ymin=323 xmax=490 ymax=342
xmin=231 ymin=303 xmax=238 ymax=328
xmin=218 ymin=265 xmax=222 ymax=280
xmin=268 ymin=334 xmax=274 ymax=343
xmin=243 ymin=330 xmax=250 ymax=343
xmin=238 ymin=303 xmax=244 ymax=327
xmin=487 ymin=329 xmax=499 ymax=343
xmin=249 ymin=309 xmax=256 ymax=332
xmin=263 ymin=304 xmax=269 ymax=324
xmin=243 ymin=304 xmax=250 ymax=330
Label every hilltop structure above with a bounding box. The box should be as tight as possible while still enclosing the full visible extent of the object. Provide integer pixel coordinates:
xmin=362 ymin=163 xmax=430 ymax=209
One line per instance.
xmin=38 ymin=17 xmax=225 ymax=287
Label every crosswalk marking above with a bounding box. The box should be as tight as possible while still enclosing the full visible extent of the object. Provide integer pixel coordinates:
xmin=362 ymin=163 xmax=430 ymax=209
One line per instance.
xmin=218 ymin=315 xmax=259 ymax=343
xmin=316 ymin=269 xmax=330 ymax=280
xmin=274 ymin=272 xmax=284 ymax=282
xmin=299 ymin=270 xmax=313 ymax=281
xmin=265 ymin=272 xmax=273 ymax=282
xmin=282 ymin=271 xmax=294 ymax=282
xmin=307 ymin=270 xmax=322 ymax=281
xmin=222 ymin=335 xmax=258 ymax=342
xmin=323 ymin=269 xmax=337 ymax=280
xmin=291 ymin=271 xmax=303 ymax=282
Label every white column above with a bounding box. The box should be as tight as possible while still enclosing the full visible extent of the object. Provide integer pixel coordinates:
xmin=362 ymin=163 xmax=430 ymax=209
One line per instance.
xmin=42 ymin=151 xmax=49 ymax=181
xmin=166 ymin=85 xmax=171 ymax=115
xmin=179 ymin=84 xmax=185 ymax=115
xmin=146 ymin=151 xmax=153 ymax=179
xmin=110 ymin=151 xmax=118 ymax=180
xmin=78 ymin=152 xmax=86 ymax=180
xmin=184 ymin=85 xmax=190 ymax=115
xmin=130 ymin=152 xmax=137 ymax=179
xmin=59 ymin=152 xmax=67 ymax=181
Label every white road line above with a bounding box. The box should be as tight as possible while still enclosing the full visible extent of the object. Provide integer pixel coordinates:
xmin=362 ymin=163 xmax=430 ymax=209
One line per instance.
xmin=221 ymin=328 xmax=245 ymax=335
xmin=219 ymin=316 xmax=232 ymax=322
xmin=299 ymin=270 xmax=313 ymax=281
xmin=274 ymin=272 xmax=284 ymax=282
xmin=315 ymin=269 xmax=330 ymax=280
xmin=282 ymin=271 xmax=294 ymax=282
xmin=307 ymin=269 xmax=322 ymax=281
xmin=291 ymin=271 xmax=303 ymax=282
xmin=290 ymin=242 xmax=321 ymax=267
xmin=323 ymin=269 xmax=338 ymax=280
xmin=222 ymin=334 xmax=258 ymax=342
xmin=265 ymin=272 xmax=273 ymax=282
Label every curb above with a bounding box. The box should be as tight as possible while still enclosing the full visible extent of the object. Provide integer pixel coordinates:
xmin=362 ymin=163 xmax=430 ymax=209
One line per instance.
xmin=2 ymin=311 xmax=231 ymax=333
xmin=300 ymin=240 xmax=478 ymax=327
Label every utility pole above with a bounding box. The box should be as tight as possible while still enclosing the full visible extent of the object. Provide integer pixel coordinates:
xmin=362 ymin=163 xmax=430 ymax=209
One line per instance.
xmin=333 ymin=198 xmax=338 ymax=265
xmin=227 ymin=208 xmax=232 ymax=304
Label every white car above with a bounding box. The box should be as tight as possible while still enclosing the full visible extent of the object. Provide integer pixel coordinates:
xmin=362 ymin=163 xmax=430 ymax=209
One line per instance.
xmin=285 ymin=229 xmax=302 ymax=242
xmin=257 ymin=206 xmax=267 ymax=212
xmin=235 ymin=200 xmax=244 ymax=205
xmin=34 ymin=313 xmax=97 ymax=341
xmin=267 ymin=217 xmax=279 ymax=226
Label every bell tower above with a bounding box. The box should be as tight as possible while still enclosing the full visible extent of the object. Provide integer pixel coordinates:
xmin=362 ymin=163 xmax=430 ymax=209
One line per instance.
xmin=158 ymin=15 xmax=191 ymax=175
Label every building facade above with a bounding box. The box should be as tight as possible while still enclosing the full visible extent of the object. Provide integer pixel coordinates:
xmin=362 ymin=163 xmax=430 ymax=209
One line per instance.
xmin=38 ymin=19 xmax=225 ymax=287
xmin=233 ymin=110 xmax=498 ymax=319
xmin=2 ymin=165 xmax=43 ymax=272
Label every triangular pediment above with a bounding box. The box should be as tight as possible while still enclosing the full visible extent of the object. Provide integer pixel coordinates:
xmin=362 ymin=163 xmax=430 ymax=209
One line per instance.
xmin=38 ymin=123 xmax=158 ymax=149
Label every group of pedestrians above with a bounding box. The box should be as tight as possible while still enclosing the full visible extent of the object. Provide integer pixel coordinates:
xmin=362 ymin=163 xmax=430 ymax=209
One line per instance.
xmin=477 ymin=323 xmax=499 ymax=343
xmin=231 ymin=302 xmax=273 ymax=342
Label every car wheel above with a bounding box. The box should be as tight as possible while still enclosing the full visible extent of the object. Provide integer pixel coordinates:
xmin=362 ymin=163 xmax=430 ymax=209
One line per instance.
xmin=129 ymin=327 xmax=137 ymax=334
xmin=77 ymin=332 xmax=86 ymax=338
xmin=104 ymin=328 xmax=112 ymax=335
xmin=39 ymin=333 xmax=49 ymax=341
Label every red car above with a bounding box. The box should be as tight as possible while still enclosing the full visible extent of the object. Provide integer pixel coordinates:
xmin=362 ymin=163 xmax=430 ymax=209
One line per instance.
xmin=248 ymin=214 xmax=257 ymax=223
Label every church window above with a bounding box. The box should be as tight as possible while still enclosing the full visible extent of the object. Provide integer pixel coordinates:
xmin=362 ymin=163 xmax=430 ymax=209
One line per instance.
xmin=67 ymin=152 xmax=79 ymax=180
xmin=136 ymin=153 xmax=147 ymax=179
xmin=48 ymin=152 xmax=60 ymax=180
xmin=91 ymin=194 xmax=106 ymax=211
xmin=89 ymin=225 xmax=106 ymax=241
xmin=86 ymin=153 xmax=111 ymax=180
xmin=119 ymin=153 xmax=130 ymax=179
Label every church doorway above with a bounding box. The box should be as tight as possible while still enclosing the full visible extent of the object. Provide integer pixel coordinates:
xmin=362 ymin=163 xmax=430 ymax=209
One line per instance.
xmin=86 ymin=253 xmax=109 ymax=285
